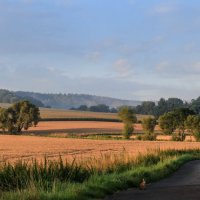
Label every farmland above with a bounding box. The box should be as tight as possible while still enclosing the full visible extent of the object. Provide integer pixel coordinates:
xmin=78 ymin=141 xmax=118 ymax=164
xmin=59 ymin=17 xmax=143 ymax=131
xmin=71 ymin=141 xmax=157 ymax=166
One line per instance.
xmin=1 ymin=135 xmax=200 ymax=163
xmin=1 ymin=104 xmax=200 ymax=200
xmin=0 ymin=103 xmax=149 ymax=121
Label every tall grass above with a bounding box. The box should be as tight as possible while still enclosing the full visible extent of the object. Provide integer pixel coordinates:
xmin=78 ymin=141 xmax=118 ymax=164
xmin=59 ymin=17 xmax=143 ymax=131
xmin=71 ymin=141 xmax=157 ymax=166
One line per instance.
xmin=1 ymin=149 xmax=200 ymax=200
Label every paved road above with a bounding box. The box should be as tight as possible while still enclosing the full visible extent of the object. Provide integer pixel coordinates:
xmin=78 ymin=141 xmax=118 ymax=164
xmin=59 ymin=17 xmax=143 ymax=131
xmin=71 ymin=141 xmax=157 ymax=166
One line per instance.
xmin=104 ymin=160 xmax=200 ymax=200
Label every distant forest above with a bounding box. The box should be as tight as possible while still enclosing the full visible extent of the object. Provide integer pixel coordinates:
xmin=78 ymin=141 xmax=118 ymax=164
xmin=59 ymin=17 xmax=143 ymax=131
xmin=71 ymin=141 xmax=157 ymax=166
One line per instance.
xmin=72 ymin=98 xmax=200 ymax=117
xmin=71 ymin=104 xmax=118 ymax=113
xmin=0 ymin=89 xmax=45 ymax=107
xmin=0 ymin=89 xmax=140 ymax=109
xmin=134 ymin=98 xmax=200 ymax=117
xmin=1 ymin=89 xmax=200 ymax=117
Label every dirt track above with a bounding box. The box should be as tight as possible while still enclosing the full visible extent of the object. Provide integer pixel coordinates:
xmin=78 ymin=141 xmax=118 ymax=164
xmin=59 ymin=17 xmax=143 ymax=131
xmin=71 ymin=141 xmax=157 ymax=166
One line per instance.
xmin=105 ymin=160 xmax=200 ymax=200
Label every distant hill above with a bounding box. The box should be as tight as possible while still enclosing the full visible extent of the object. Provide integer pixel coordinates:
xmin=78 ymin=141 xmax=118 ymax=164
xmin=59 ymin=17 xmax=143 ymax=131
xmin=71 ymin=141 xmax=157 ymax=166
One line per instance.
xmin=0 ymin=89 xmax=141 ymax=109
xmin=14 ymin=91 xmax=141 ymax=109
xmin=0 ymin=89 xmax=45 ymax=107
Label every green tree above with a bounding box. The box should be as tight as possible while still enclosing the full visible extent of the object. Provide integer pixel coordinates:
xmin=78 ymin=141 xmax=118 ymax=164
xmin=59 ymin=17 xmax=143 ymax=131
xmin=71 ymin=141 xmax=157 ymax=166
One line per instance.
xmin=173 ymin=108 xmax=195 ymax=141
xmin=0 ymin=108 xmax=9 ymax=133
xmin=12 ymin=101 xmax=40 ymax=133
xmin=142 ymin=117 xmax=157 ymax=134
xmin=158 ymin=112 xmax=177 ymax=135
xmin=159 ymin=108 xmax=194 ymax=141
xmin=185 ymin=115 xmax=200 ymax=141
xmin=141 ymin=117 xmax=157 ymax=140
xmin=118 ymin=106 xmax=137 ymax=139
xmin=0 ymin=101 xmax=40 ymax=134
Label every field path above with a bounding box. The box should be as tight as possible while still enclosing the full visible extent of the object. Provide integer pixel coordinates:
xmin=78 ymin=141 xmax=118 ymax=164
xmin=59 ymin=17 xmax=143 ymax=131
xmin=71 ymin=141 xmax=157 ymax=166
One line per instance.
xmin=105 ymin=160 xmax=200 ymax=200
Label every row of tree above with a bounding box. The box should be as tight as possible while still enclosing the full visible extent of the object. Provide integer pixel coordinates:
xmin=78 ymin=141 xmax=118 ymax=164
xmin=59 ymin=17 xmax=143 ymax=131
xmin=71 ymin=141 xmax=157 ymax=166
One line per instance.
xmin=159 ymin=108 xmax=200 ymax=141
xmin=118 ymin=106 xmax=200 ymax=141
xmin=0 ymin=101 xmax=40 ymax=134
xmin=135 ymin=97 xmax=200 ymax=117
xmin=71 ymin=97 xmax=200 ymax=118
xmin=71 ymin=104 xmax=118 ymax=113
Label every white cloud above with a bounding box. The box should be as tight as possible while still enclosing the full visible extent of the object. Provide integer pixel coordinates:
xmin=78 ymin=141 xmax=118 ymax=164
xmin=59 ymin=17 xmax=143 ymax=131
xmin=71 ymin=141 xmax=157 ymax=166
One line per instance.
xmin=156 ymin=61 xmax=169 ymax=71
xmin=192 ymin=61 xmax=200 ymax=72
xmin=113 ymin=58 xmax=133 ymax=78
xmin=86 ymin=51 xmax=101 ymax=62
xmin=152 ymin=4 xmax=176 ymax=14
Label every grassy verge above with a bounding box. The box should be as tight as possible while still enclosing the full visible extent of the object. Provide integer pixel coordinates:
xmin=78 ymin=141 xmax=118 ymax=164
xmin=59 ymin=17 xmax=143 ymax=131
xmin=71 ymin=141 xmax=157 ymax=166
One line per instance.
xmin=1 ymin=149 xmax=200 ymax=200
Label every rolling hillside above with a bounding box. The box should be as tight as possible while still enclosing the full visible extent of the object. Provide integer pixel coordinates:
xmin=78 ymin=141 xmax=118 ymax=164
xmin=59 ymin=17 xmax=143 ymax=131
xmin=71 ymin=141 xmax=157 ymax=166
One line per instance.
xmin=15 ymin=91 xmax=141 ymax=109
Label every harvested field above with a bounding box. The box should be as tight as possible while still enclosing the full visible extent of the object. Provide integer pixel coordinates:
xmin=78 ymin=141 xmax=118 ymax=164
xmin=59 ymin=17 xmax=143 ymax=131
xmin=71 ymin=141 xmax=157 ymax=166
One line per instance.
xmin=40 ymin=108 xmax=149 ymax=121
xmin=27 ymin=121 xmax=161 ymax=135
xmin=40 ymin=108 xmax=119 ymax=119
xmin=0 ymin=104 xmax=149 ymax=121
xmin=1 ymin=135 xmax=200 ymax=163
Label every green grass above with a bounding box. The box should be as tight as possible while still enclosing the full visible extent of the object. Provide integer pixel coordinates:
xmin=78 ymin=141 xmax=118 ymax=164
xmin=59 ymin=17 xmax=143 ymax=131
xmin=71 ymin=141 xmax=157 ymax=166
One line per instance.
xmin=1 ymin=149 xmax=200 ymax=200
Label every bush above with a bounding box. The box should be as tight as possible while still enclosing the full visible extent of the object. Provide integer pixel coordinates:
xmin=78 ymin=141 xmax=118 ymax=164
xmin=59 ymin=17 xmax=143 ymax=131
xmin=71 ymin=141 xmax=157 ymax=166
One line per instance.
xmin=194 ymin=132 xmax=200 ymax=142
xmin=142 ymin=133 xmax=157 ymax=141
xmin=172 ymin=133 xmax=186 ymax=141
xmin=142 ymin=117 xmax=156 ymax=134
xmin=123 ymin=123 xmax=133 ymax=139
xmin=136 ymin=135 xmax=142 ymax=140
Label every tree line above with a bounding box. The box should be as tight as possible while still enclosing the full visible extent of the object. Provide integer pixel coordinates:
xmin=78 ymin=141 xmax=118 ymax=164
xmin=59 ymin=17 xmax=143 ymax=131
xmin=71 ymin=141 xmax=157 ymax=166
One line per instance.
xmin=0 ymin=89 xmax=45 ymax=107
xmin=71 ymin=97 xmax=200 ymax=118
xmin=71 ymin=104 xmax=118 ymax=113
xmin=118 ymin=106 xmax=200 ymax=142
xmin=0 ymin=101 xmax=40 ymax=134
xmin=135 ymin=97 xmax=200 ymax=117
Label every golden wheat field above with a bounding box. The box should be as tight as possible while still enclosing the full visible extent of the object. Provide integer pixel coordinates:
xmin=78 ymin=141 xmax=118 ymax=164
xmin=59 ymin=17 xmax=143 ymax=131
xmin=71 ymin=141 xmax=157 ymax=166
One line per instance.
xmin=1 ymin=135 xmax=200 ymax=163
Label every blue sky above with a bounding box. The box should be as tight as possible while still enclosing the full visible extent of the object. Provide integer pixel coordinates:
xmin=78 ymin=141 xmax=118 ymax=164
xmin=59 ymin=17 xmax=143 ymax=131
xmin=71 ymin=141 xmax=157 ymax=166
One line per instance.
xmin=0 ymin=0 xmax=200 ymax=100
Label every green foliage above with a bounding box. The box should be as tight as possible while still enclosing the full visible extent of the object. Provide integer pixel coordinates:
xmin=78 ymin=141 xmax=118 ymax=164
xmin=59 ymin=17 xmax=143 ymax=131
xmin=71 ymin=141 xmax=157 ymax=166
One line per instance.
xmin=142 ymin=117 xmax=157 ymax=134
xmin=140 ymin=133 xmax=157 ymax=141
xmin=1 ymin=150 xmax=200 ymax=200
xmin=71 ymin=104 xmax=118 ymax=113
xmin=159 ymin=112 xmax=177 ymax=135
xmin=0 ymin=101 xmax=40 ymax=134
xmin=185 ymin=115 xmax=200 ymax=141
xmin=171 ymin=133 xmax=184 ymax=141
xmin=118 ymin=106 xmax=136 ymax=123
xmin=135 ymin=97 xmax=185 ymax=117
xmin=123 ymin=123 xmax=133 ymax=139
xmin=118 ymin=106 xmax=137 ymax=139
xmin=172 ymin=108 xmax=195 ymax=141
xmin=159 ymin=108 xmax=195 ymax=141
xmin=0 ymin=157 xmax=90 ymax=191
xmin=194 ymin=132 xmax=200 ymax=142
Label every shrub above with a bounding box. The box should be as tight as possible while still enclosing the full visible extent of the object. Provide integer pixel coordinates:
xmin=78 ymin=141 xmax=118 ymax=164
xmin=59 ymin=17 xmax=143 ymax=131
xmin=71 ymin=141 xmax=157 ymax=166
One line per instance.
xmin=118 ymin=106 xmax=137 ymax=139
xmin=172 ymin=133 xmax=186 ymax=141
xmin=141 ymin=133 xmax=157 ymax=141
xmin=194 ymin=132 xmax=200 ymax=142
xmin=123 ymin=123 xmax=133 ymax=139
xmin=142 ymin=117 xmax=157 ymax=134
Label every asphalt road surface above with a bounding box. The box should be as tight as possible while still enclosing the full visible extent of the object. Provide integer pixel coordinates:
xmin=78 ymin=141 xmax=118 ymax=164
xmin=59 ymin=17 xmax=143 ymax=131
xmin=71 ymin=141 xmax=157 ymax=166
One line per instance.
xmin=104 ymin=160 xmax=200 ymax=200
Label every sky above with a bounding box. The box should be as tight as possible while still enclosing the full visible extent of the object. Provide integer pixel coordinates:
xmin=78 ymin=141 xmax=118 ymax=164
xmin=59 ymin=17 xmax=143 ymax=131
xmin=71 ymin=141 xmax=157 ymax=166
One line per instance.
xmin=0 ymin=0 xmax=200 ymax=101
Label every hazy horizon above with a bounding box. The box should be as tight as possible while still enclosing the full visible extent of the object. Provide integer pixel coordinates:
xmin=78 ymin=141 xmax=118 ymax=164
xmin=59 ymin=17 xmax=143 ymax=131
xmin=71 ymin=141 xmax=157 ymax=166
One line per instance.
xmin=1 ymin=0 xmax=200 ymax=101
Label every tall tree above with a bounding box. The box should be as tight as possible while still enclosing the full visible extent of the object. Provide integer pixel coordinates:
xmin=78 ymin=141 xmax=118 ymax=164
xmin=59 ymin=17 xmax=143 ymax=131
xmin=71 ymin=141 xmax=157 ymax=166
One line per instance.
xmin=158 ymin=112 xmax=177 ymax=135
xmin=118 ymin=106 xmax=137 ymax=139
xmin=0 ymin=101 xmax=40 ymax=134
